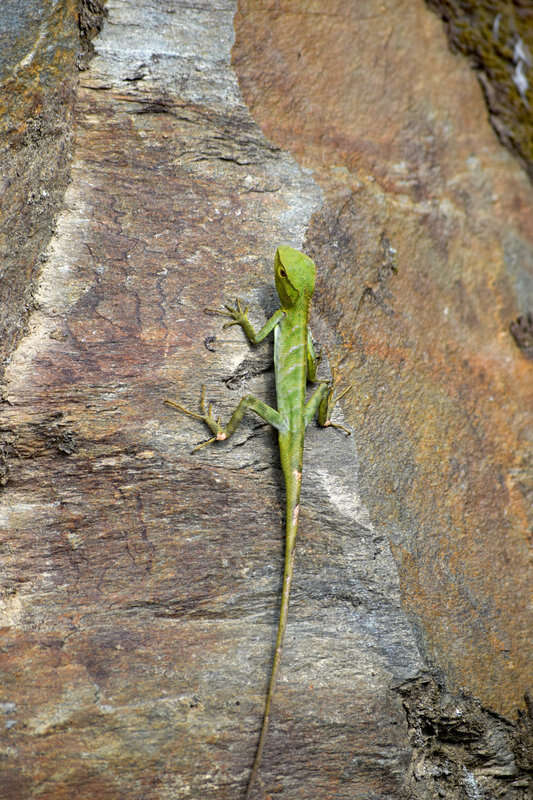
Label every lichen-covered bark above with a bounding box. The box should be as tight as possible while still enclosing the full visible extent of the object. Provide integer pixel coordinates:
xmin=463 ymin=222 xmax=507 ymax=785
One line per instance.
xmin=397 ymin=676 xmax=533 ymax=799
xmin=426 ymin=0 xmax=533 ymax=182
xmin=0 ymin=0 xmax=79 ymax=372
xmin=0 ymin=1 xmax=108 ymax=378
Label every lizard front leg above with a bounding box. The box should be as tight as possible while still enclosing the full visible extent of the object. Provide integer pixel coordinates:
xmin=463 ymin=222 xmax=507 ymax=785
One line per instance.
xmin=206 ymin=298 xmax=285 ymax=344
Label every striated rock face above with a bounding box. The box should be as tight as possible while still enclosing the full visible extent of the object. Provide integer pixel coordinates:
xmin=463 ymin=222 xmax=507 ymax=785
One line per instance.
xmin=234 ymin=0 xmax=532 ymax=717
xmin=0 ymin=1 xmax=531 ymax=799
xmin=0 ymin=0 xmax=80 ymax=369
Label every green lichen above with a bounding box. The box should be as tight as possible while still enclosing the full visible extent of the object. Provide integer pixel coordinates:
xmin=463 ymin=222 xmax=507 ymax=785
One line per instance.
xmin=427 ymin=0 xmax=533 ymax=181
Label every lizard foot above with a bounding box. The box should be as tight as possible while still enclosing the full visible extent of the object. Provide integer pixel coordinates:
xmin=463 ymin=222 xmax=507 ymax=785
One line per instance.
xmin=325 ymin=369 xmax=352 ymax=435
xmin=164 ymin=386 xmax=225 ymax=451
xmin=205 ymin=297 xmax=250 ymax=330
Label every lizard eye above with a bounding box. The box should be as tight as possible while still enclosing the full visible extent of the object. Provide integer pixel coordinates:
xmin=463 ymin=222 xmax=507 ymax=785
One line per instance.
xmin=279 ymin=268 xmax=287 ymax=278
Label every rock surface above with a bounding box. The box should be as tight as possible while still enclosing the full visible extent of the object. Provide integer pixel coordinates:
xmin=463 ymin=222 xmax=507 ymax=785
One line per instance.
xmin=234 ymin=0 xmax=532 ymax=718
xmin=0 ymin=1 xmax=531 ymax=799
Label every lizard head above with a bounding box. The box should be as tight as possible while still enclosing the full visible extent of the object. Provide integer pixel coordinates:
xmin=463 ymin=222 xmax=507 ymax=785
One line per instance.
xmin=274 ymin=245 xmax=316 ymax=307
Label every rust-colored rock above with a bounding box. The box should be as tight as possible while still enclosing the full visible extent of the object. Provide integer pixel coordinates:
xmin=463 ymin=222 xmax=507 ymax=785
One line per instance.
xmin=0 ymin=1 xmax=531 ymax=799
xmin=233 ymin=0 xmax=532 ymax=721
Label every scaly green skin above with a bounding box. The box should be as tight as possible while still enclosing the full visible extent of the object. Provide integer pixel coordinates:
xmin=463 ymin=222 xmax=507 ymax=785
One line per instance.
xmin=165 ymin=245 xmax=350 ymax=798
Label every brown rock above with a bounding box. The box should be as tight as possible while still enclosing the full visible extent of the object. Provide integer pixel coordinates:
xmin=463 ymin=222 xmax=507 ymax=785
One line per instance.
xmin=0 ymin=2 xmax=531 ymax=799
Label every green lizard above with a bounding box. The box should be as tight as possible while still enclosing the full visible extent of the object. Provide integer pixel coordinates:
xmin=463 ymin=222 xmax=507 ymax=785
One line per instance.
xmin=165 ymin=245 xmax=350 ymax=797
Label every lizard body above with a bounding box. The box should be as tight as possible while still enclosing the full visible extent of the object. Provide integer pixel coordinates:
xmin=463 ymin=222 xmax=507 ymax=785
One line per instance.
xmin=165 ymin=245 xmax=350 ymax=797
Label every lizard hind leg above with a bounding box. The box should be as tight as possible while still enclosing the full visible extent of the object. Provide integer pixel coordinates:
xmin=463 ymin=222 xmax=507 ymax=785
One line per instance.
xmin=317 ymin=365 xmax=352 ymax=435
xmin=164 ymin=386 xmax=224 ymax=452
xmin=321 ymin=383 xmax=352 ymax=435
xmin=303 ymin=367 xmax=352 ymax=435
xmin=165 ymin=387 xmax=285 ymax=452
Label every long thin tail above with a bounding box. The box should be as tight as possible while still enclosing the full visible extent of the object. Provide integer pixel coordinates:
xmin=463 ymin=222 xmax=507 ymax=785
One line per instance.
xmin=245 ymin=503 xmax=299 ymax=799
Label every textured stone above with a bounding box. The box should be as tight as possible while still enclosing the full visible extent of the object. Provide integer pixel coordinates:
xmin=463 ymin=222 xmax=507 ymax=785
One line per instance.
xmin=1 ymin=1 xmax=532 ymax=799
xmin=0 ymin=0 xmax=83 ymax=370
xmin=1 ymin=1 xmax=423 ymax=798
xmin=233 ymin=0 xmax=533 ymax=722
